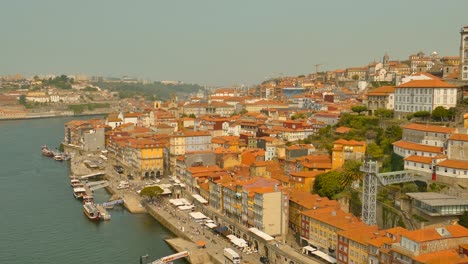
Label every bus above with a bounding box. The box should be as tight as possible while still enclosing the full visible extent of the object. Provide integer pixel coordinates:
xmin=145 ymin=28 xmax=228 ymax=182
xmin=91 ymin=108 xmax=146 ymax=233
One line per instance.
xmin=223 ymin=248 xmax=241 ymax=264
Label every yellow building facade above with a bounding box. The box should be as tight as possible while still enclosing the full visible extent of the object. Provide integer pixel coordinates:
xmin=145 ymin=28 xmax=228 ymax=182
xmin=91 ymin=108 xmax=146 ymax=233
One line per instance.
xmin=332 ymin=139 xmax=366 ymax=169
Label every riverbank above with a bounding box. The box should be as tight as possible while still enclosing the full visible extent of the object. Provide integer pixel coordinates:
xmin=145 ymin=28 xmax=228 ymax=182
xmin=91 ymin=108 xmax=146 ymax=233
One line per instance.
xmin=0 ymin=112 xmax=108 ymax=121
xmin=68 ymin=151 xmax=253 ymax=263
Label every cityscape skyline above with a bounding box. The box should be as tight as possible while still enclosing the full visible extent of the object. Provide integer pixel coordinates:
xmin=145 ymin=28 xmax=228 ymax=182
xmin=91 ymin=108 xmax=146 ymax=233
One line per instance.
xmin=1 ymin=0 xmax=468 ymax=85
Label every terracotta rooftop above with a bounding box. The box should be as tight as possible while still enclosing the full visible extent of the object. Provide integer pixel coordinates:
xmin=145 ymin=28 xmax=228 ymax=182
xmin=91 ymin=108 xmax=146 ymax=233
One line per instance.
xmin=403 ymin=123 xmax=455 ymax=134
xmin=396 ymin=79 xmax=458 ymax=88
xmin=367 ymin=86 xmax=395 ymax=95
xmin=449 ymin=133 xmax=468 ymax=141
xmin=333 ymin=139 xmax=366 ymax=146
xmin=404 ymin=155 xmax=433 ymax=164
xmin=437 ymin=159 xmax=468 ymax=170
xmin=401 ymin=224 xmax=468 ymax=243
xmin=393 ymin=140 xmax=443 ymax=154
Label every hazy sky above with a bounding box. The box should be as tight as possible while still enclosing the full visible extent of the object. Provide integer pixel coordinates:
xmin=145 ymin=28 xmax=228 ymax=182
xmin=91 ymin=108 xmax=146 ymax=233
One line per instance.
xmin=1 ymin=0 xmax=467 ymax=86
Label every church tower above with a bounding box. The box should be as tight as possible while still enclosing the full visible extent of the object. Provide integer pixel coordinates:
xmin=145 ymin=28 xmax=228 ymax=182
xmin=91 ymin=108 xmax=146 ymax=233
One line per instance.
xmin=383 ymin=53 xmax=389 ymax=70
xmin=460 ymin=26 xmax=468 ymax=81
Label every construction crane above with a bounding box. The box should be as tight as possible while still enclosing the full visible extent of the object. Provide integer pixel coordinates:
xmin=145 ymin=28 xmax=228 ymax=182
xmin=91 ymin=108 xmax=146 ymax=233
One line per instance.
xmin=314 ymin=64 xmax=323 ymax=82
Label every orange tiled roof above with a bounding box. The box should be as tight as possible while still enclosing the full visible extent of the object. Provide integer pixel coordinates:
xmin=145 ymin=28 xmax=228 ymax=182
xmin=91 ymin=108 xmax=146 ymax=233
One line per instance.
xmin=396 ymin=79 xmax=457 ymax=88
xmin=404 ymin=155 xmax=433 ymax=164
xmin=403 ymin=224 xmax=468 ymax=242
xmin=393 ymin=140 xmax=443 ymax=153
xmin=334 ymin=139 xmax=366 ymax=146
xmin=367 ymin=86 xmax=395 ymax=95
xmin=290 ymin=171 xmax=324 ymax=178
xmin=403 ymin=123 xmax=455 ymax=134
xmin=449 ymin=133 xmax=468 ymax=141
xmin=335 ymin=126 xmax=352 ymax=134
xmin=412 ymin=249 xmax=466 ymax=264
xmin=437 ymin=159 xmax=468 ymax=170
xmin=301 ymin=207 xmax=368 ymax=231
xmin=288 ymin=189 xmax=338 ymax=209
xmin=338 ymin=225 xmax=380 ymax=245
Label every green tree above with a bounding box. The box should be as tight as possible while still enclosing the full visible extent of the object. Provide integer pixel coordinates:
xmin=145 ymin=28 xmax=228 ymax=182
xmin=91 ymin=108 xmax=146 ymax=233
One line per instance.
xmin=349 ymin=190 xmax=362 ymax=217
xmin=18 ymin=95 xmax=27 ymax=105
xmin=340 ymin=160 xmax=363 ymax=187
xmin=367 ymin=143 xmax=384 ymax=160
xmin=448 ymin=107 xmax=457 ymax=121
xmin=413 ymin=111 xmax=430 ymax=118
xmin=432 ymin=106 xmax=449 ymax=121
xmin=401 ymin=183 xmax=418 ymax=193
xmin=140 ymin=186 xmax=164 ymax=202
xmin=458 ymin=211 xmax=468 ymax=228
xmin=188 ymin=114 xmax=196 ymax=118
xmin=313 ymin=171 xmax=344 ymax=199
xmin=374 ymin=108 xmax=393 ymax=118
xmin=351 ymin=105 xmax=368 ymax=115
xmin=352 ymin=75 xmax=360 ymax=81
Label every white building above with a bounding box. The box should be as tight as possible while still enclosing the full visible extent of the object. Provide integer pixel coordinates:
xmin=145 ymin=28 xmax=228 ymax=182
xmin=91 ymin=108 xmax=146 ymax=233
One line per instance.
xmin=394 ymin=79 xmax=458 ymax=119
xmin=460 ymin=26 xmax=468 ymax=81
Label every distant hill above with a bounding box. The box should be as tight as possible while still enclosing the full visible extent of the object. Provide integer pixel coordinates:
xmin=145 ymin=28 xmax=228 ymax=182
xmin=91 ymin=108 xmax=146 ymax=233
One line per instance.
xmin=93 ymin=81 xmax=202 ymax=101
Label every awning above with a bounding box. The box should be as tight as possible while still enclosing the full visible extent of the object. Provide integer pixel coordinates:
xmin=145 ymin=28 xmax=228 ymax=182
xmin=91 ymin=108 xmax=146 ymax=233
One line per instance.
xmin=214 ymin=226 xmax=228 ymax=233
xmin=205 ymin=223 xmax=217 ymax=229
xmin=189 ymin=211 xmax=208 ymax=220
xmin=227 ymin=234 xmax=238 ymax=241
xmin=248 ymin=227 xmax=274 ymax=241
xmin=178 ymin=205 xmax=194 ymax=211
xmin=302 ymin=246 xmax=316 ymax=253
xmin=196 ymin=240 xmax=206 ymax=248
xmin=169 ymin=198 xmax=190 ymax=206
xmin=192 ymin=194 xmax=208 ymax=204
xmin=312 ymin=251 xmax=337 ymax=264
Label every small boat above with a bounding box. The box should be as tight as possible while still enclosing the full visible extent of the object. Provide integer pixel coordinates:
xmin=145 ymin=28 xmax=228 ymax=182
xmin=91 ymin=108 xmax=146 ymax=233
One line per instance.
xmin=70 ymin=179 xmax=82 ymax=188
xmin=73 ymin=187 xmax=87 ymax=199
xmin=83 ymin=203 xmax=101 ymax=221
xmin=54 ymin=155 xmax=64 ymax=161
xmin=83 ymin=195 xmax=94 ymax=205
xmin=41 ymin=145 xmax=54 ymax=157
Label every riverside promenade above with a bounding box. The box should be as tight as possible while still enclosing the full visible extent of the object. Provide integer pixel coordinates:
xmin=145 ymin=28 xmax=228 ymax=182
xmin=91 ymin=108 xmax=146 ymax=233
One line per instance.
xmin=68 ymin=151 xmax=322 ymax=264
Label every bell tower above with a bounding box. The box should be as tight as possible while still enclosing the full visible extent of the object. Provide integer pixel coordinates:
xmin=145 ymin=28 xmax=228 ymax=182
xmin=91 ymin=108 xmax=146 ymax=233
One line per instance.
xmin=383 ymin=53 xmax=389 ymax=70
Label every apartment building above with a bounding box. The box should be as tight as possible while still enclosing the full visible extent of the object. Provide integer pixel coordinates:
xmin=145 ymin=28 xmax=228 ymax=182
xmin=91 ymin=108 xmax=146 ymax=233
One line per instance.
xmin=127 ymin=139 xmax=164 ymax=178
xmin=332 ymin=139 xmax=366 ymax=169
xmin=169 ymin=131 xmax=212 ymax=169
xmin=402 ymin=123 xmax=455 ymax=147
xmin=365 ymin=86 xmax=395 ymax=115
xmin=394 ymin=79 xmax=459 ymax=119
xmin=300 ymin=207 xmax=368 ymax=257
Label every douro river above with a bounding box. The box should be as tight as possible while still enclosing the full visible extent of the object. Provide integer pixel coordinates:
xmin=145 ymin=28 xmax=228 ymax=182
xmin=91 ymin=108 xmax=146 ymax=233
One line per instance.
xmin=0 ymin=117 xmax=183 ymax=263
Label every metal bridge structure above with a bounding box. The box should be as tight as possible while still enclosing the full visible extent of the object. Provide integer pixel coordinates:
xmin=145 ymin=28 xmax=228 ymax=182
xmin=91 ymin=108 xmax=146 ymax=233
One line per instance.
xmin=361 ymin=160 xmax=417 ymax=226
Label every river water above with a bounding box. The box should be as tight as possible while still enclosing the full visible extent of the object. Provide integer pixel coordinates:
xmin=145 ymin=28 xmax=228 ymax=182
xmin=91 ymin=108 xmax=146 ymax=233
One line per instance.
xmin=0 ymin=117 xmax=181 ymax=264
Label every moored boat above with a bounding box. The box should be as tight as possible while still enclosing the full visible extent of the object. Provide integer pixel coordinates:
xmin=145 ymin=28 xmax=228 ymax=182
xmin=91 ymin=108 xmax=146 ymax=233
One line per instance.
xmin=41 ymin=145 xmax=54 ymax=157
xmin=71 ymin=179 xmax=83 ymax=188
xmin=83 ymin=195 xmax=94 ymax=205
xmin=73 ymin=187 xmax=87 ymax=199
xmin=54 ymin=155 xmax=64 ymax=161
xmin=83 ymin=203 xmax=101 ymax=221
